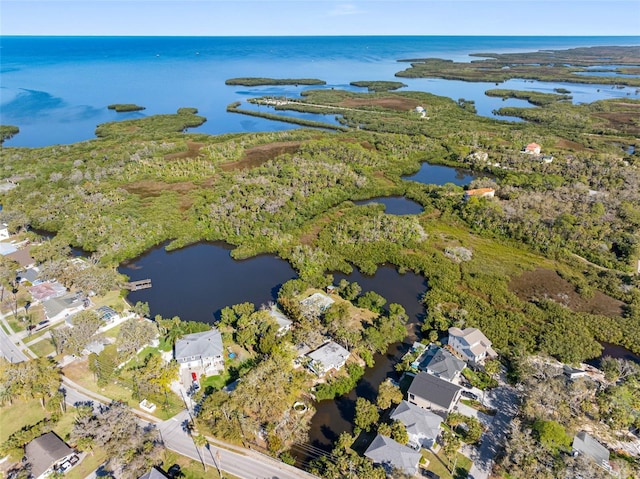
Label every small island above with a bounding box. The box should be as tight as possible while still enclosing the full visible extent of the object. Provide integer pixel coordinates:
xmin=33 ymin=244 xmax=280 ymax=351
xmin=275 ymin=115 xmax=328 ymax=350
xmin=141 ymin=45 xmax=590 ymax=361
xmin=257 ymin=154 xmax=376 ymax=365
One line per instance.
xmin=108 ymin=103 xmax=146 ymax=112
xmin=225 ymin=77 xmax=327 ymax=86
xmin=0 ymin=125 xmax=19 ymax=144
xmin=484 ymin=89 xmax=572 ymax=106
xmin=350 ymin=81 xmax=408 ymax=92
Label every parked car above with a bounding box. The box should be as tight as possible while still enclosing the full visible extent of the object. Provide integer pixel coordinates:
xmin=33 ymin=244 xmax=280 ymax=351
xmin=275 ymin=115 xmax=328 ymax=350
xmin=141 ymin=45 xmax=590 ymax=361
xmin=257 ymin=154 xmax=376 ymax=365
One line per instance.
xmin=421 ymin=470 xmax=440 ymax=478
xmin=461 ymin=390 xmax=479 ymax=401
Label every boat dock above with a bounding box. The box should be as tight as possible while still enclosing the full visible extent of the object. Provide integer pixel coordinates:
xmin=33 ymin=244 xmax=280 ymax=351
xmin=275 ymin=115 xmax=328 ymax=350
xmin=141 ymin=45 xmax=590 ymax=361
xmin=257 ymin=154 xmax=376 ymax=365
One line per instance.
xmin=125 ymin=279 xmax=152 ymax=291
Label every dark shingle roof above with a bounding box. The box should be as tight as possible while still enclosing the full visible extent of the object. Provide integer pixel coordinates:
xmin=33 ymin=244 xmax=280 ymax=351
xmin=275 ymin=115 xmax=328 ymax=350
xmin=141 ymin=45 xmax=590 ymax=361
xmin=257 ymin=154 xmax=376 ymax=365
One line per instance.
xmin=420 ymin=347 xmax=466 ymax=381
xmin=408 ymin=372 xmax=462 ymax=410
xmin=174 ymin=329 xmax=223 ymax=363
xmin=138 ymin=467 xmax=171 ymax=479
xmin=25 ymin=432 xmax=73 ymax=479
xmin=364 ymin=434 xmax=422 ymax=475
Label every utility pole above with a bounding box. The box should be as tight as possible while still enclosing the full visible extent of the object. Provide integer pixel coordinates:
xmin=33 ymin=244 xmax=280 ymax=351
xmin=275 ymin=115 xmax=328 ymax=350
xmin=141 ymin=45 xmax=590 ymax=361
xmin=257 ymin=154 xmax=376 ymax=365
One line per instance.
xmin=215 ymin=450 xmax=223 ymax=479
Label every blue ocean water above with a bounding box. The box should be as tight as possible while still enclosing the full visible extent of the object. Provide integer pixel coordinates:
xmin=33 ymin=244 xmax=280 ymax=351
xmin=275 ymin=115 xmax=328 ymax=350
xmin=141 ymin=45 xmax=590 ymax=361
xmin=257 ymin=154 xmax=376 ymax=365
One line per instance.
xmin=1 ymin=36 xmax=639 ymax=147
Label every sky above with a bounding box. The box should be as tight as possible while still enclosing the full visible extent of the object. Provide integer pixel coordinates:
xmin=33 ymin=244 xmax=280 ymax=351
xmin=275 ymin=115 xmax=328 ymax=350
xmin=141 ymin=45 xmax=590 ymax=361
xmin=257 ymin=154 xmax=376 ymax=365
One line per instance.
xmin=1 ymin=0 xmax=639 ymax=37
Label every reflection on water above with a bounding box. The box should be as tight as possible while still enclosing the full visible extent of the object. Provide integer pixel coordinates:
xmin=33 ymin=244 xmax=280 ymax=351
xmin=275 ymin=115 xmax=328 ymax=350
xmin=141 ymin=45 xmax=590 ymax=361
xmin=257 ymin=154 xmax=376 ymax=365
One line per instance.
xmin=353 ymin=196 xmax=423 ymax=215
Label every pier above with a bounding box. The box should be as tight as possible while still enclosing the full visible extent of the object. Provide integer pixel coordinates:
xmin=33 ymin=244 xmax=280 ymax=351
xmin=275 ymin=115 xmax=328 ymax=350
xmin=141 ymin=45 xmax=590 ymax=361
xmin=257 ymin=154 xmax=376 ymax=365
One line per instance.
xmin=125 ymin=279 xmax=152 ymax=291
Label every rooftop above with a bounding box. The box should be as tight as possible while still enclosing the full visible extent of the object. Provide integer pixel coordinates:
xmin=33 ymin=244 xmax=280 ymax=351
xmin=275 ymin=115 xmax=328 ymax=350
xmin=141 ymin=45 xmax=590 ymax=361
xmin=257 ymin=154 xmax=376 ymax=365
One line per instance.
xmin=418 ymin=346 xmax=466 ymax=381
xmin=408 ymin=371 xmax=462 ymax=410
xmin=364 ymin=434 xmax=422 ymax=476
xmin=175 ymin=328 xmax=223 ymax=363
xmin=390 ymin=400 xmax=442 ymax=440
xmin=25 ymin=432 xmax=74 ymax=479
xmin=307 ymin=340 xmax=350 ymax=374
xmin=572 ymin=431 xmax=610 ymax=466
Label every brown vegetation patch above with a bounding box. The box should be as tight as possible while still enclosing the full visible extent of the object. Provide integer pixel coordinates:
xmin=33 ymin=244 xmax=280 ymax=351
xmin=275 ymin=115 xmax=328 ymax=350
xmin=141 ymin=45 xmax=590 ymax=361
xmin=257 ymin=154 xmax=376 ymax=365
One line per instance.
xmin=592 ymin=111 xmax=640 ymax=136
xmin=340 ymin=96 xmax=418 ymax=111
xmin=123 ymin=179 xmax=195 ymax=211
xmin=164 ymin=140 xmax=205 ymax=160
xmin=300 ymin=210 xmax=345 ymax=245
xmin=509 ymin=268 xmax=624 ymax=317
xmin=554 ymin=138 xmax=590 ymax=151
xmin=219 ymin=141 xmax=302 ymax=171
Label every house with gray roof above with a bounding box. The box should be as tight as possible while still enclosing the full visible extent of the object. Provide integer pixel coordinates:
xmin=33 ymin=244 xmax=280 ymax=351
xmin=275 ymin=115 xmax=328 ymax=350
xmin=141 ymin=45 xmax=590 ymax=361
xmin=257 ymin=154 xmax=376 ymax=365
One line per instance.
xmin=138 ymin=466 xmax=171 ymax=479
xmin=408 ymin=372 xmax=462 ymax=417
xmin=175 ymin=328 xmax=224 ymax=379
xmin=448 ymin=327 xmax=497 ymax=364
xmin=417 ymin=345 xmax=466 ymax=382
xmin=390 ymin=400 xmax=443 ymax=449
xmin=307 ymin=340 xmax=350 ymax=376
xmin=300 ymin=292 xmax=335 ymax=315
xmin=25 ymin=432 xmax=77 ymax=479
xmin=267 ymin=306 xmax=292 ymax=335
xmin=572 ymin=431 xmax=611 ymax=470
xmin=42 ymin=293 xmax=86 ymax=322
xmin=364 ymin=434 xmax=422 ymax=476
xmin=18 ymin=267 xmax=41 ymax=285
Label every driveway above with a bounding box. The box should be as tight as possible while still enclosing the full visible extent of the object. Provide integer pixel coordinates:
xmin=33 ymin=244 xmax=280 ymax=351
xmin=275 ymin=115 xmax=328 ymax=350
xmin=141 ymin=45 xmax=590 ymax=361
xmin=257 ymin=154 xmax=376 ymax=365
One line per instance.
xmin=462 ymin=386 xmax=520 ymax=479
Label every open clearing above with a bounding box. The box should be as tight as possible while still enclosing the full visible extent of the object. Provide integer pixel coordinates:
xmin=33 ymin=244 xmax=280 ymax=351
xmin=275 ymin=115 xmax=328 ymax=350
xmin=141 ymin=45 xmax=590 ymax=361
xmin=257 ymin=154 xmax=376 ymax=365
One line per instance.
xmin=509 ymin=268 xmax=624 ymax=317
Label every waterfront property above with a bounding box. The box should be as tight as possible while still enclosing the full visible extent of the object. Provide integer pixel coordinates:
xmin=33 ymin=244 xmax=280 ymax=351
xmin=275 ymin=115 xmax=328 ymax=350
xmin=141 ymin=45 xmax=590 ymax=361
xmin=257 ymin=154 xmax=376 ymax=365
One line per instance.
xmin=267 ymin=306 xmax=293 ymax=335
xmin=0 ymin=224 xmax=9 ymax=240
xmin=174 ymin=328 xmax=224 ymax=383
xmin=300 ymin=292 xmax=335 ymax=315
xmin=306 ymin=340 xmax=350 ymax=376
xmin=24 ymin=432 xmax=78 ymax=479
xmin=572 ymin=432 xmax=611 ymax=470
xmin=390 ymin=400 xmax=443 ymax=449
xmin=415 ymin=344 xmax=466 ymax=383
xmin=447 ymin=327 xmax=497 ymax=364
xmin=408 ymin=372 xmax=463 ymax=417
xmin=364 ymin=434 xmax=422 ymax=476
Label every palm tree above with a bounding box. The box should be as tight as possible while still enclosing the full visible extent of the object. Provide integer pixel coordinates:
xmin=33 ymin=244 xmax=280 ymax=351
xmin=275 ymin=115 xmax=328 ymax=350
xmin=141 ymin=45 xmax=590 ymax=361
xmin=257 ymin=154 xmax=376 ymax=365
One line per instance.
xmin=192 ymin=433 xmax=208 ymax=471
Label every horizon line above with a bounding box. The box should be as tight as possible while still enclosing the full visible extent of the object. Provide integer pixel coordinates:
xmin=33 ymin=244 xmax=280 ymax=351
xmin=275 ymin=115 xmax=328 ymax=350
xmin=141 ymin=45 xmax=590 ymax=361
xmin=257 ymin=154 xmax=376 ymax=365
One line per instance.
xmin=2 ymin=34 xmax=640 ymax=38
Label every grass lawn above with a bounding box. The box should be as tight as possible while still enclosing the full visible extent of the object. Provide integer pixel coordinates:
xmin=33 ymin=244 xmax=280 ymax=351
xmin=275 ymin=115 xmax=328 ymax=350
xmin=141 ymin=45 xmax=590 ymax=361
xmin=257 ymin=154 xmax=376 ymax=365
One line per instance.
xmin=65 ymin=450 xmax=107 ymax=479
xmin=102 ymin=323 xmax=122 ymax=339
xmin=200 ymin=371 xmax=230 ymax=391
xmin=421 ymin=449 xmax=472 ymax=479
xmin=90 ymin=290 xmax=127 ymax=312
xmin=28 ymin=337 xmax=56 ymax=357
xmin=162 ymin=450 xmax=241 ymax=479
xmin=63 ymin=357 xmax=183 ymax=420
xmin=6 ymin=314 xmax=25 ymax=333
xmin=0 ymin=397 xmax=47 ymax=443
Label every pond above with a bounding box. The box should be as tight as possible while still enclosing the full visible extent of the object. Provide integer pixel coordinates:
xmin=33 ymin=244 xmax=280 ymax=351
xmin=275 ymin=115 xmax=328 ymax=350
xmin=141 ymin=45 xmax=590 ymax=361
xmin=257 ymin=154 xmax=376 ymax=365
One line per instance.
xmin=118 ymin=242 xmax=297 ymax=322
xmin=586 ymin=342 xmax=640 ymax=367
xmin=306 ymin=266 xmax=427 ymax=450
xmin=403 ymin=162 xmax=483 ymax=186
xmin=352 ymin=196 xmax=423 ymax=215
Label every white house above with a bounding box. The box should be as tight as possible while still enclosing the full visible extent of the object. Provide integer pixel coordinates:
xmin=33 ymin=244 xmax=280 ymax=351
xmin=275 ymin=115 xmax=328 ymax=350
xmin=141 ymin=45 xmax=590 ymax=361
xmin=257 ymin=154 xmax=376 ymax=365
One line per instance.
xmin=300 ymin=292 xmax=335 ymax=314
xmin=0 ymin=223 xmax=9 ymax=240
xmin=448 ymin=327 xmax=497 ymax=364
xmin=523 ymin=142 xmax=541 ymax=155
xmin=267 ymin=306 xmax=292 ymax=335
xmin=307 ymin=340 xmax=350 ymax=376
xmin=390 ymin=400 xmax=443 ymax=449
xmin=174 ymin=328 xmax=224 ymax=380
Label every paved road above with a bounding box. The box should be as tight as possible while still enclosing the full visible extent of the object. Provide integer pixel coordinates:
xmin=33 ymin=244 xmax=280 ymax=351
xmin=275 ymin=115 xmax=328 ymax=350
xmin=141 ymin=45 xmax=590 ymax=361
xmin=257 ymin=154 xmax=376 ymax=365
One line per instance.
xmin=0 ymin=312 xmax=30 ymax=363
xmin=158 ymin=409 xmax=317 ymax=479
xmin=464 ymin=386 xmax=519 ymax=479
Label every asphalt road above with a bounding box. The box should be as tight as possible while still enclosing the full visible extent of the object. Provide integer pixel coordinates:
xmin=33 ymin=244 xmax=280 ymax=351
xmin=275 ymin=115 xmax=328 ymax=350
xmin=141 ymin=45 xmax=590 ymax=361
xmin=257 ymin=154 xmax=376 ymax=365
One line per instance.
xmin=0 ymin=313 xmax=29 ymax=363
xmin=158 ymin=410 xmax=317 ymax=479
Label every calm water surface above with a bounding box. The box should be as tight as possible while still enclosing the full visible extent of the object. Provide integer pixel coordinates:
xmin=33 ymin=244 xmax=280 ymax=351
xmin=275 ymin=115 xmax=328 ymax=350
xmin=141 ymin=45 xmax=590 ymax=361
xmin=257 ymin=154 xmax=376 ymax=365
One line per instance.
xmin=352 ymin=196 xmax=423 ymax=215
xmin=2 ymin=36 xmax=639 ymax=147
xmin=403 ymin=162 xmax=482 ymax=186
xmin=119 ymin=242 xmax=297 ymax=321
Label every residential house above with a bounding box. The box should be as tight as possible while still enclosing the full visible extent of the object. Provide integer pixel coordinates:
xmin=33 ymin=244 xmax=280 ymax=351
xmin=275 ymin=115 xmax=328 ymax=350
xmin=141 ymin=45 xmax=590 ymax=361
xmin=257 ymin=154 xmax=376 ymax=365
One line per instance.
xmin=464 ymin=188 xmax=495 ymax=200
xmin=563 ymin=365 xmax=587 ymax=380
xmin=0 ymin=224 xmax=9 ymax=240
xmin=448 ymin=327 xmax=497 ymax=364
xmin=572 ymin=431 xmax=611 ymax=470
xmin=523 ymin=142 xmax=541 ymax=155
xmin=307 ymin=340 xmax=350 ymax=376
xmin=417 ymin=345 xmax=466 ymax=383
xmin=0 ymin=242 xmax=18 ymax=256
xmin=18 ymin=267 xmax=41 ymax=285
xmin=300 ymin=292 xmax=335 ymax=315
xmin=364 ymin=434 xmax=422 ymax=476
xmin=407 ymin=372 xmax=462 ymax=417
xmin=24 ymin=432 xmax=77 ymax=479
xmin=7 ymin=247 xmax=36 ymax=269
xmin=138 ymin=467 xmax=172 ymax=479
xmin=390 ymin=400 xmax=443 ymax=449
xmin=29 ymin=281 xmax=67 ymax=302
xmin=267 ymin=307 xmax=292 ymax=335
xmin=42 ymin=293 xmax=86 ymax=322
xmin=174 ymin=328 xmax=224 ymax=381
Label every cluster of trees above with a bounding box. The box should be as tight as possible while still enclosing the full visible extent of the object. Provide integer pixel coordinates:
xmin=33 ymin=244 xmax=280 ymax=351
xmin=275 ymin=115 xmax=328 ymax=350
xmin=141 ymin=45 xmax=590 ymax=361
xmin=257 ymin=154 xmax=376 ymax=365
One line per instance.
xmin=498 ymin=357 xmax=640 ymax=477
xmin=0 ymin=357 xmax=61 ymax=409
xmin=71 ymin=401 xmax=164 ymax=479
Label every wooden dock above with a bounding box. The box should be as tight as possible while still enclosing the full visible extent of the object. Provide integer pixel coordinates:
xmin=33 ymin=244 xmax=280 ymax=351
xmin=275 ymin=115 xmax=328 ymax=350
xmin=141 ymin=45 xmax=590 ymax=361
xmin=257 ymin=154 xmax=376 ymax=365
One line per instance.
xmin=125 ymin=279 xmax=152 ymax=291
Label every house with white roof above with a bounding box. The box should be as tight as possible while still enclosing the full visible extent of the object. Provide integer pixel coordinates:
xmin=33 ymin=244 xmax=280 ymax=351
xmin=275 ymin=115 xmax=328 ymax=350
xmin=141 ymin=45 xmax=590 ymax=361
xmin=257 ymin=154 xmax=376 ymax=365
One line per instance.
xmin=448 ymin=327 xmax=497 ymax=364
xmin=572 ymin=431 xmax=611 ymax=471
xmin=307 ymin=340 xmax=350 ymax=376
xmin=0 ymin=224 xmax=9 ymax=240
xmin=300 ymin=292 xmax=335 ymax=315
xmin=390 ymin=400 xmax=443 ymax=449
xmin=267 ymin=306 xmax=292 ymax=335
xmin=174 ymin=328 xmax=224 ymax=380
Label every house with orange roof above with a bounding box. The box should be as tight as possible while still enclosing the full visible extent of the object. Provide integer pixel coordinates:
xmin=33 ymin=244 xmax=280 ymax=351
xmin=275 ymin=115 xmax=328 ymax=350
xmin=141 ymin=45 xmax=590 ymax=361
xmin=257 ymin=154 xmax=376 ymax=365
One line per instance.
xmin=463 ymin=188 xmax=495 ymax=200
xmin=523 ymin=142 xmax=541 ymax=155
